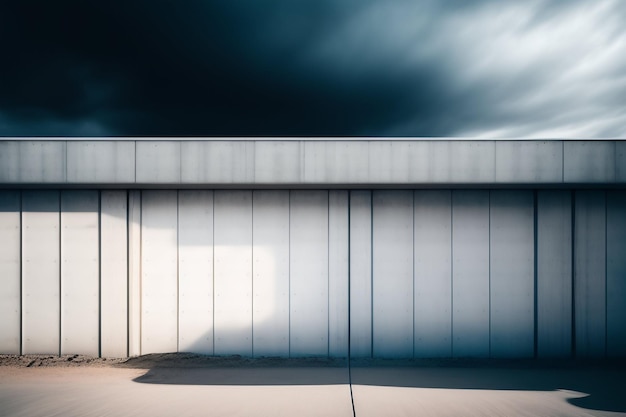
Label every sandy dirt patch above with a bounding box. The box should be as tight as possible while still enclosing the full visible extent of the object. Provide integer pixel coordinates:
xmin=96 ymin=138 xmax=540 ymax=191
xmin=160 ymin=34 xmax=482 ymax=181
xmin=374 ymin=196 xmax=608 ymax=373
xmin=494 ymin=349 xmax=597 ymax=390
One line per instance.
xmin=0 ymin=355 xmax=352 ymax=417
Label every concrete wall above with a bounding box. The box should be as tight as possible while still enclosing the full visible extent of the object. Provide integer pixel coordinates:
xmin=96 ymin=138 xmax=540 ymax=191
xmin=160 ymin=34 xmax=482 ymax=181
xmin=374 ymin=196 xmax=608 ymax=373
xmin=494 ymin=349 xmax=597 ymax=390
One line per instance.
xmin=1 ymin=188 xmax=624 ymax=358
xmin=1 ymin=140 xmax=625 ymax=187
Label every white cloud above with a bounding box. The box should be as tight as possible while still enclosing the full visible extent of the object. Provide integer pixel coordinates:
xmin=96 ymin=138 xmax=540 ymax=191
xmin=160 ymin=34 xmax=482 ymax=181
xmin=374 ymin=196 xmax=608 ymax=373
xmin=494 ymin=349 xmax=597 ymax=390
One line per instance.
xmin=302 ymin=0 xmax=626 ymax=138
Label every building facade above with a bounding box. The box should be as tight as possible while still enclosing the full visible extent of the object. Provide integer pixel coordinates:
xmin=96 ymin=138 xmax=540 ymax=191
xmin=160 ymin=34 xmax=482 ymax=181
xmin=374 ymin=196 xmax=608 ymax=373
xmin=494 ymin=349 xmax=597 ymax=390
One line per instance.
xmin=0 ymin=139 xmax=625 ymax=358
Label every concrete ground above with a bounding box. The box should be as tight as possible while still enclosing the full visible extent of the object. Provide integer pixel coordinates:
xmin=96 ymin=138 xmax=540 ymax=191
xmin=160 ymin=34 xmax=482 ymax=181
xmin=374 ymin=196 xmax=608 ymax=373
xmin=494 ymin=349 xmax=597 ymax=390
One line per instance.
xmin=1 ymin=355 xmax=624 ymax=417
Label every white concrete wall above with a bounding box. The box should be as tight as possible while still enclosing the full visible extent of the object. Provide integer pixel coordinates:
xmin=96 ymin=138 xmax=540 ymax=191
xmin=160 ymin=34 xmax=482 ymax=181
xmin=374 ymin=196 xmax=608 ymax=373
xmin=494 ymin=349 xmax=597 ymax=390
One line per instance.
xmin=0 ymin=191 xmax=20 ymax=354
xmin=60 ymin=190 xmax=99 ymax=356
xmin=1 ymin=188 xmax=625 ymax=358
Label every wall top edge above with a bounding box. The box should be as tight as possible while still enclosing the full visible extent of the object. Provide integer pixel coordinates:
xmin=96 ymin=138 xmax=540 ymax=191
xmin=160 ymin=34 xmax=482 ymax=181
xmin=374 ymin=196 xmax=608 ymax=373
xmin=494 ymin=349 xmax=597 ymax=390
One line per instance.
xmin=2 ymin=139 xmax=624 ymax=187
xmin=1 ymin=137 xmax=625 ymax=142
xmin=2 ymin=184 xmax=625 ymax=191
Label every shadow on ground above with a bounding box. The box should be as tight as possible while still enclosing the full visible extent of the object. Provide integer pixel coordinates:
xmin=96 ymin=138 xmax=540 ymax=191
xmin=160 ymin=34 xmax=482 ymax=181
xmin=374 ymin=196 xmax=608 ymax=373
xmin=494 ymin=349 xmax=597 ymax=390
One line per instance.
xmin=349 ymin=359 xmax=626 ymax=414
xmin=129 ymin=354 xmax=626 ymax=414
xmin=124 ymin=353 xmax=349 ymax=385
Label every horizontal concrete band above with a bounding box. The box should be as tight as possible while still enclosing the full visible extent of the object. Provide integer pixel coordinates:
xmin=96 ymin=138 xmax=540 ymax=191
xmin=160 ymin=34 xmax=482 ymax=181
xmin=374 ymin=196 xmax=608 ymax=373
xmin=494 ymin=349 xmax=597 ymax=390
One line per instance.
xmin=1 ymin=140 xmax=624 ymax=186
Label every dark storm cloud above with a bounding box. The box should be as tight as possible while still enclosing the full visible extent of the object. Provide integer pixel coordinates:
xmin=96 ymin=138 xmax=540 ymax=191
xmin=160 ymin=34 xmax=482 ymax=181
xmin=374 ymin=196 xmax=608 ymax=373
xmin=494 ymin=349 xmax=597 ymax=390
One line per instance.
xmin=0 ymin=0 xmax=624 ymax=137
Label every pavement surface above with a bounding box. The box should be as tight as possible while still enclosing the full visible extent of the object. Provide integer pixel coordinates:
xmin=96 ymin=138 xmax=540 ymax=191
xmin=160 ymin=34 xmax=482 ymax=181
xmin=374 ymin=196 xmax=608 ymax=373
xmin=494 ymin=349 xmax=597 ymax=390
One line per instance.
xmin=1 ymin=355 xmax=625 ymax=417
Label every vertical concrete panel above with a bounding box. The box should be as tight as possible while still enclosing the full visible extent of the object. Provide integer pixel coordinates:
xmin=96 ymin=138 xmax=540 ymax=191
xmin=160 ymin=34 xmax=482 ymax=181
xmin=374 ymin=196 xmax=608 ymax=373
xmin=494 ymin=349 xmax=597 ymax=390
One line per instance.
xmin=372 ymin=190 xmax=413 ymax=358
xmin=575 ymin=191 xmax=606 ymax=357
xmin=214 ymin=191 xmax=252 ymax=356
xmin=100 ymin=190 xmax=128 ymax=358
xmin=489 ymin=191 xmax=534 ymax=358
xmin=22 ymin=191 xmax=60 ymax=354
xmin=0 ymin=191 xmax=21 ymax=354
xmin=537 ymin=191 xmax=572 ymax=357
xmin=452 ymin=191 xmax=490 ymax=358
xmin=128 ymin=190 xmax=141 ymax=356
xmin=350 ymin=191 xmax=372 ymax=358
xmin=290 ymin=191 xmax=329 ymax=357
xmin=329 ymin=190 xmax=349 ymax=357
xmin=61 ymin=191 xmax=99 ymax=356
xmin=252 ymin=190 xmax=289 ymax=357
xmin=607 ymin=191 xmax=626 ymax=356
xmin=141 ymin=191 xmax=178 ymax=354
xmin=414 ymin=190 xmax=452 ymax=358
xmin=178 ymin=191 xmax=214 ymax=354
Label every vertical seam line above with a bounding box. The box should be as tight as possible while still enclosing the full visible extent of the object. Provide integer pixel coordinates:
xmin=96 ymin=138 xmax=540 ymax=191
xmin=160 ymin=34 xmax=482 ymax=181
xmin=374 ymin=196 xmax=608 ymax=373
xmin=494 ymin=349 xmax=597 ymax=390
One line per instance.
xmin=412 ymin=190 xmax=415 ymax=358
xmin=251 ymin=191 xmax=255 ymax=357
xmin=59 ymin=190 xmax=62 ymax=356
xmin=212 ymin=191 xmax=215 ymax=355
xmin=126 ymin=190 xmax=130 ymax=357
xmin=370 ymin=190 xmax=374 ymax=358
xmin=98 ymin=190 xmax=102 ymax=358
xmin=347 ymin=191 xmax=356 ymax=417
xmin=176 ymin=191 xmax=180 ymax=354
xmin=450 ymin=190 xmax=454 ymax=357
xmin=139 ymin=191 xmax=143 ymax=356
xmin=327 ymin=191 xmax=330 ymax=358
xmin=288 ymin=190 xmax=291 ymax=358
xmin=604 ymin=191 xmax=608 ymax=357
xmin=348 ymin=191 xmax=352 ymax=360
xmin=571 ymin=190 xmax=576 ymax=358
xmin=488 ymin=190 xmax=491 ymax=358
xmin=19 ymin=190 xmax=23 ymax=356
xmin=533 ymin=190 xmax=538 ymax=359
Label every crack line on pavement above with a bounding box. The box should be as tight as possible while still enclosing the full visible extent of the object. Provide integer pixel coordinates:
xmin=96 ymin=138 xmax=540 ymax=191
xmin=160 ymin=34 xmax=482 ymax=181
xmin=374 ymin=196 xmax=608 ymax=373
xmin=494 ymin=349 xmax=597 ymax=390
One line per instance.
xmin=349 ymin=361 xmax=356 ymax=417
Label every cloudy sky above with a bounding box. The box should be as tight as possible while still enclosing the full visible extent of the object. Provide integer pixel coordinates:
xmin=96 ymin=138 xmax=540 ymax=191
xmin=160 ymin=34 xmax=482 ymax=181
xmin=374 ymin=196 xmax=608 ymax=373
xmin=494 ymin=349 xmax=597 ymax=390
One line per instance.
xmin=1 ymin=0 xmax=625 ymax=138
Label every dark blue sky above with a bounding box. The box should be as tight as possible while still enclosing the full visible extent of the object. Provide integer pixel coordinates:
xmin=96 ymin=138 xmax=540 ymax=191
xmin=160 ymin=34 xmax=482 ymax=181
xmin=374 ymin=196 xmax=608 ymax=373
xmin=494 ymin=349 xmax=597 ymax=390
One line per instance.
xmin=1 ymin=0 xmax=624 ymax=137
